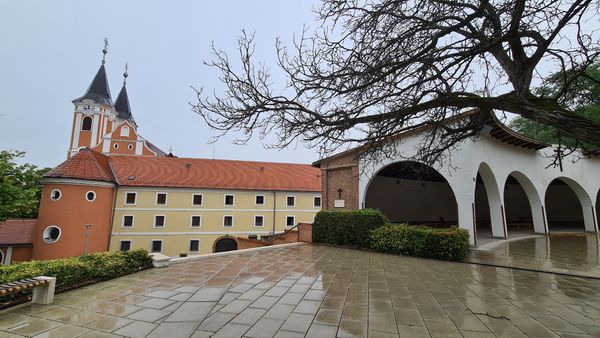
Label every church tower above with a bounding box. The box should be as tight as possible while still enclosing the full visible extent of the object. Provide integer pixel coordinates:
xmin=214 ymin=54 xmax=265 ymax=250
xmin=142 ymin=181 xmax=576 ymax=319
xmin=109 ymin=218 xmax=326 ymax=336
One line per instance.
xmin=67 ymin=40 xmax=166 ymax=158
xmin=67 ymin=43 xmax=116 ymax=159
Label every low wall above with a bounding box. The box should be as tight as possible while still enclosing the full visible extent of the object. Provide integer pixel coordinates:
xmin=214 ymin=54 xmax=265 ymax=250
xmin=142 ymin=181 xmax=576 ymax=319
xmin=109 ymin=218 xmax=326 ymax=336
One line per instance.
xmin=236 ymin=237 xmax=270 ymax=250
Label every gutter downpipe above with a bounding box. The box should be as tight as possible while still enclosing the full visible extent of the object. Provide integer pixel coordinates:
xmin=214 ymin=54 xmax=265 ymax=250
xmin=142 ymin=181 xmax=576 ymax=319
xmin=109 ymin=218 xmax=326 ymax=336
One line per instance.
xmin=272 ymin=191 xmax=277 ymax=235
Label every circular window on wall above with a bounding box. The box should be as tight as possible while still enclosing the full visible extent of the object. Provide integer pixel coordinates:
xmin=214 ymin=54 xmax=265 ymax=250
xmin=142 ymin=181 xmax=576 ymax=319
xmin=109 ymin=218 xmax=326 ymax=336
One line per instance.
xmin=86 ymin=191 xmax=96 ymax=201
xmin=113 ymin=143 xmax=119 ymax=149
xmin=128 ymin=144 xmax=134 ymax=150
xmin=43 ymin=226 xmax=61 ymax=243
xmin=50 ymin=189 xmax=61 ymax=201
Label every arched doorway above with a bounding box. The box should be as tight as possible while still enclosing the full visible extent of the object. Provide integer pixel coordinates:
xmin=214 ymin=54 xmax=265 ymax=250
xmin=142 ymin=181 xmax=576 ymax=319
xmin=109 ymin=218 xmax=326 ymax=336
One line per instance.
xmin=364 ymin=161 xmax=457 ymax=227
xmin=503 ymin=174 xmax=534 ymax=236
xmin=214 ymin=237 xmax=237 ymax=253
xmin=474 ymin=163 xmax=504 ymax=240
xmin=545 ymin=178 xmax=586 ymax=232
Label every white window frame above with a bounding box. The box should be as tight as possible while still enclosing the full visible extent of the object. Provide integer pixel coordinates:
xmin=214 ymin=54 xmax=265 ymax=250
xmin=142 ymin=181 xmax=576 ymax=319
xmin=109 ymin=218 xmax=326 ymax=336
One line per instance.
xmin=155 ymin=192 xmax=168 ymax=206
xmin=121 ymin=125 xmax=130 ymax=137
xmin=223 ymin=215 xmax=234 ymax=228
xmin=113 ymin=143 xmax=119 ymax=149
xmin=286 ymin=215 xmax=296 ymax=227
xmin=50 ymin=189 xmax=62 ymax=201
xmin=254 ymin=215 xmax=265 ymax=228
xmin=122 ymin=215 xmax=135 ymax=228
xmin=42 ymin=225 xmax=62 ymax=244
xmin=153 ymin=215 xmax=166 ymax=228
xmin=124 ymin=192 xmax=137 ymax=205
xmin=127 ymin=144 xmax=134 ymax=150
xmin=119 ymin=240 xmax=132 ymax=251
xmin=86 ymin=190 xmax=96 ymax=202
xmin=313 ymin=196 xmax=322 ymax=208
xmin=150 ymin=240 xmax=163 ymax=253
xmin=255 ymin=195 xmax=265 ymax=206
xmin=192 ymin=193 xmax=204 ymax=206
xmin=81 ymin=116 xmax=93 ymax=131
xmin=224 ymin=194 xmax=235 ymax=206
xmin=189 ymin=239 xmax=200 ymax=252
xmin=190 ymin=215 xmax=202 ymax=228
xmin=286 ymin=195 xmax=296 ymax=207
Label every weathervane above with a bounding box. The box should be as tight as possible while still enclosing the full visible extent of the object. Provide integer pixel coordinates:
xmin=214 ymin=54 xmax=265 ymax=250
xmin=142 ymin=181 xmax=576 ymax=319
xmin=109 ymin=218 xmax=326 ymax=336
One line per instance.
xmin=102 ymin=38 xmax=109 ymax=65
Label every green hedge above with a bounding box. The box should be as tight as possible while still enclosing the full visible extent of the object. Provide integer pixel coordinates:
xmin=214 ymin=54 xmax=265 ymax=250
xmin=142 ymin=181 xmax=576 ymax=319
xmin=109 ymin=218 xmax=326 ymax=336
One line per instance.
xmin=0 ymin=249 xmax=152 ymax=305
xmin=370 ymin=224 xmax=470 ymax=261
xmin=313 ymin=209 xmax=388 ymax=248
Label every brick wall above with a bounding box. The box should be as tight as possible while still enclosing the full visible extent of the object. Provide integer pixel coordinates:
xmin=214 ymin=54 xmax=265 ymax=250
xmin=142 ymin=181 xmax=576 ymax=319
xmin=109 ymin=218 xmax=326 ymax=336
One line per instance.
xmin=319 ymin=152 xmax=360 ymax=210
xmin=236 ymin=237 xmax=270 ymax=250
xmin=298 ymin=223 xmax=312 ymax=243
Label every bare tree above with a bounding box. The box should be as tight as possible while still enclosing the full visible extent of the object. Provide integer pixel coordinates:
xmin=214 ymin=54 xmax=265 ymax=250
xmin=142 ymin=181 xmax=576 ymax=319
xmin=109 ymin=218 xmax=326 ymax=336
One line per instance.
xmin=193 ymin=0 xmax=600 ymax=164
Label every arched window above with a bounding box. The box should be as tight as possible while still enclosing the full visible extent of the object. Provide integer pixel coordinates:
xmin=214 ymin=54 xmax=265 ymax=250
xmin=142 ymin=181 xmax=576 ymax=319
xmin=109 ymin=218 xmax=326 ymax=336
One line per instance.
xmin=120 ymin=126 xmax=130 ymax=137
xmin=81 ymin=116 xmax=93 ymax=131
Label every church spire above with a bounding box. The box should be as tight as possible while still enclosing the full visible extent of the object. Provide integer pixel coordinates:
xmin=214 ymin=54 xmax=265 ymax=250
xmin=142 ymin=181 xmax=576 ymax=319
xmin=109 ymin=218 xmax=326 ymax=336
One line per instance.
xmin=72 ymin=39 xmax=112 ymax=105
xmin=114 ymin=63 xmax=135 ymax=123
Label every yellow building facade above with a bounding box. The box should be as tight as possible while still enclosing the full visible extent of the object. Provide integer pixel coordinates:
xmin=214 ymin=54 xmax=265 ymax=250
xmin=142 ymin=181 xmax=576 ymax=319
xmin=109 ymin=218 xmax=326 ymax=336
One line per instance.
xmin=109 ymin=188 xmax=322 ymax=256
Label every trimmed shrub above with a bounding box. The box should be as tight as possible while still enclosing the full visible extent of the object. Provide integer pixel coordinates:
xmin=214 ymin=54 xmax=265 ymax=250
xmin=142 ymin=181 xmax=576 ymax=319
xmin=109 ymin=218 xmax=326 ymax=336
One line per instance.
xmin=0 ymin=249 xmax=152 ymax=306
xmin=370 ymin=224 xmax=470 ymax=261
xmin=313 ymin=209 xmax=388 ymax=248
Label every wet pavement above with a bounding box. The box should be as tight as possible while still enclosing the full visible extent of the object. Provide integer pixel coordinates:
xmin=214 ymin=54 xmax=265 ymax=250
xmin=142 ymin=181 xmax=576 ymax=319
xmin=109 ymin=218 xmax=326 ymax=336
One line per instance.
xmin=2 ymin=243 xmax=600 ymax=337
xmin=466 ymin=234 xmax=600 ymax=279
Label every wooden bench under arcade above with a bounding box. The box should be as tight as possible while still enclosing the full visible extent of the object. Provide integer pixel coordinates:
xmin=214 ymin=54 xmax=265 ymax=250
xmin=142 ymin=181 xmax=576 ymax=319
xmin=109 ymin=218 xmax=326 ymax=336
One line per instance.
xmin=0 ymin=276 xmax=56 ymax=305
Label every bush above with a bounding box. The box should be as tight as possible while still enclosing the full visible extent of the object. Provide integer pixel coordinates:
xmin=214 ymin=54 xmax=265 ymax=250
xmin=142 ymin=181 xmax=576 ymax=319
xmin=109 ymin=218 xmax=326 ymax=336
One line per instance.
xmin=313 ymin=209 xmax=388 ymax=248
xmin=369 ymin=224 xmax=470 ymax=261
xmin=0 ymin=249 xmax=152 ymax=306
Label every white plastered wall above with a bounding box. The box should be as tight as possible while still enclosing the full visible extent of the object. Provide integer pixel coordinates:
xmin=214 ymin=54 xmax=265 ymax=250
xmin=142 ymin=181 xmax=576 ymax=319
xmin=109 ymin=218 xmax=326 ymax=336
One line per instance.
xmin=358 ymin=131 xmax=600 ymax=246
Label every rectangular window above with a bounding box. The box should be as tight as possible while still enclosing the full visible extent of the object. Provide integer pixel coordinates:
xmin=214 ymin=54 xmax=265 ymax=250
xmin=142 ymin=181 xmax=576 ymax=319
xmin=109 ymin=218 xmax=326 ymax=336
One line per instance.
xmin=223 ymin=216 xmax=234 ymax=227
xmin=255 ymin=195 xmax=265 ymax=205
xmin=189 ymin=240 xmax=200 ymax=252
xmin=154 ymin=215 xmax=165 ymax=227
xmin=314 ymin=196 xmax=322 ymax=207
xmin=151 ymin=240 xmax=162 ymax=253
xmin=156 ymin=193 xmax=167 ymax=205
xmin=192 ymin=194 xmax=203 ymax=206
xmin=190 ymin=216 xmax=202 ymax=228
xmin=254 ymin=216 xmax=264 ymax=227
xmin=286 ymin=196 xmax=295 ymax=207
xmin=122 ymin=215 xmax=134 ymax=227
xmin=224 ymin=194 xmax=235 ymax=206
xmin=120 ymin=240 xmax=131 ymax=251
xmin=286 ymin=216 xmax=295 ymax=227
xmin=125 ymin=192 xmax=136 ymax=205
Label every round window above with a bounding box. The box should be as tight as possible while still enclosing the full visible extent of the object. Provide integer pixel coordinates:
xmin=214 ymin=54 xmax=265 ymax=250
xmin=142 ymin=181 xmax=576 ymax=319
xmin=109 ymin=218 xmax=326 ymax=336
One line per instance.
xmin=50 ymin=189 xmax=61 ymax=201
xmin=127 ymin=144 xmax=134 ymax=150
xmin=86 ymin=191 xmax=96 ymax=201
xmin=43 ymin=226 xmax=61 ymax=243
xmin=113 ymin=143 xmax=119 ymax=149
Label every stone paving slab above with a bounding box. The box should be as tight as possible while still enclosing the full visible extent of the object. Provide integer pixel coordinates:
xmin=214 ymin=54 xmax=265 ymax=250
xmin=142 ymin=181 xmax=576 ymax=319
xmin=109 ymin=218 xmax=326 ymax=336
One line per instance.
xmin=466 ymin=234 xmax=600 ymax=278
xmin=2 ymin=244 xmax=600 ymax=337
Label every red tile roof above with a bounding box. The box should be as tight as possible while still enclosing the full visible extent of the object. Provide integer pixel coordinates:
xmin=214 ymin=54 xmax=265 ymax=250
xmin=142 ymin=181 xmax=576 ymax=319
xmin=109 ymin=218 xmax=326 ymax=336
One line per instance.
xmin=45 ymin=149 xmax=115 ymax=182
xmin=44 ymin=149 xmax=322 ymax=192
xmin=0 ymin=219 xmax=36 ymax=245
xmin=111 ymin=156 xmax=322 ymax=192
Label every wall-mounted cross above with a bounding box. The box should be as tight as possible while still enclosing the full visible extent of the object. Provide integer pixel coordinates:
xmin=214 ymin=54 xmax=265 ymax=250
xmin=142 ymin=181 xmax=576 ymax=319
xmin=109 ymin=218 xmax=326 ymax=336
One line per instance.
xmin=337 ymin=188 xmax=343 ymax=199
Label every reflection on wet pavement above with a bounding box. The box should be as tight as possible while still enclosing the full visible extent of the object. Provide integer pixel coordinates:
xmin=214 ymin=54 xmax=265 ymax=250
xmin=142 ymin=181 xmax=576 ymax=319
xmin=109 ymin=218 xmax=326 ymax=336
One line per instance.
xmin=0 ymin=244 xmax=599 ymax=337
xmin=467 ymin=234 xmax=600 ymax=278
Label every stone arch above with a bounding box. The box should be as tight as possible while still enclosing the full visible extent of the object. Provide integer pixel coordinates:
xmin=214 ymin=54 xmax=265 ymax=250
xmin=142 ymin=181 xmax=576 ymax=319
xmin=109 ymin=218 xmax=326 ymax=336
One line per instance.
xmin=544 ymin=177 xmax=596 ymax=232
xmin=364 ymin=161 xmax=458 ymax=226
xmin=213 ymin=236 xmax=238 ymax=253
xmin=474 ymin=162 xmax=505 ymax=238
xmin=505 ymin=171 xmax=546 ymax=234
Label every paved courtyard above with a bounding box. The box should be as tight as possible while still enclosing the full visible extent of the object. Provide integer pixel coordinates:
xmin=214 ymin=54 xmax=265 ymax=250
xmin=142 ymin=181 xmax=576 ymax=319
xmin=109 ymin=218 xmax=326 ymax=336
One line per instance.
xmin=466 ymin=234 xmax=600 ymax=278
xmin=2 ymin=243 xmax=600 ymax=338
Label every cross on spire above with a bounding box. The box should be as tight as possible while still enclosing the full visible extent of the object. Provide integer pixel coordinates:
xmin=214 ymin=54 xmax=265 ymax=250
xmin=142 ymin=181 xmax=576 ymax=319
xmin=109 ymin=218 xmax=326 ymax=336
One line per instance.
xmin=123 ymin=63 xmax=129 ymax=85
xmin=102 ymin=38 xmax=109 ymax=65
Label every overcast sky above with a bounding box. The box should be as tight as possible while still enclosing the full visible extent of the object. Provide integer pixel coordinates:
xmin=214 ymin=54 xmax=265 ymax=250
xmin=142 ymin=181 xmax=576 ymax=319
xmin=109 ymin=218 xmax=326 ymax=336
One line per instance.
xmin=0 ymin=1 xmax=319 ymax=168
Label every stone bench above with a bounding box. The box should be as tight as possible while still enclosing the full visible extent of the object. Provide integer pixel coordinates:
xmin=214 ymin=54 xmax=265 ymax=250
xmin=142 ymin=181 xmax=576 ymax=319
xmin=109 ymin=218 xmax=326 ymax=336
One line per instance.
xmin=0 ymin=276 xmax=56 ymax=305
